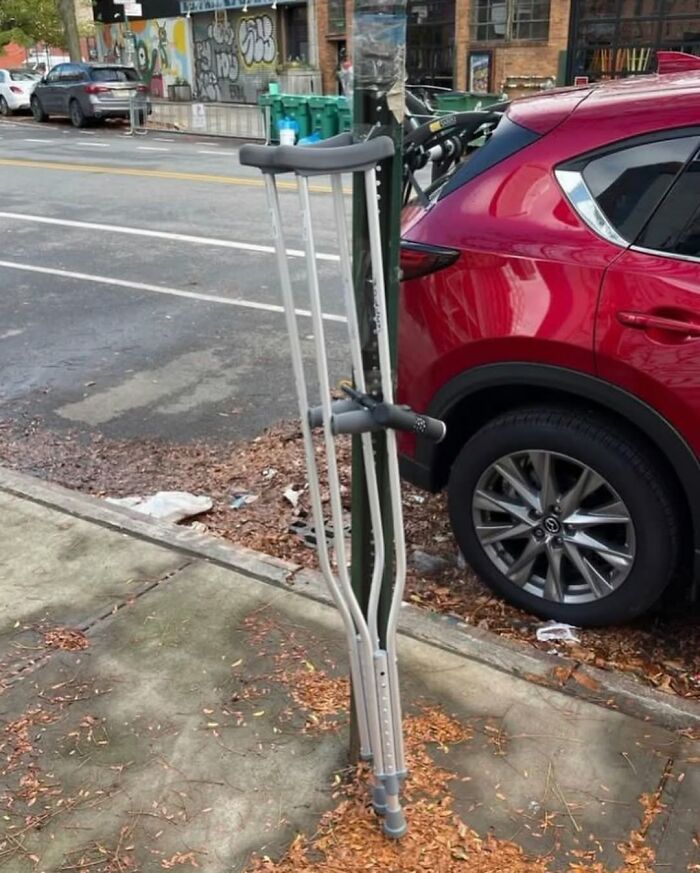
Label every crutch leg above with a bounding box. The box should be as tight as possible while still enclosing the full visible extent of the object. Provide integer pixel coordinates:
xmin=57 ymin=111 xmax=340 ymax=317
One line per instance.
xmin=264 ymin=173 xmax=374 ymax=761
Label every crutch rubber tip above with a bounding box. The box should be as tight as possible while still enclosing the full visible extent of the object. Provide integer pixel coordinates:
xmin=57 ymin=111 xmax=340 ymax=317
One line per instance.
xmin=372 ymin=785 xmax=387 ymax=815
xmin=383 ymin=810 xmax=407 ymax=839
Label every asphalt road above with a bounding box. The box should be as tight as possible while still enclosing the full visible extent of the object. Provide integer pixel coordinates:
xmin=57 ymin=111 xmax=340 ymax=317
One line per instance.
xmin=0 ymin=116 xmax=351 ymax=441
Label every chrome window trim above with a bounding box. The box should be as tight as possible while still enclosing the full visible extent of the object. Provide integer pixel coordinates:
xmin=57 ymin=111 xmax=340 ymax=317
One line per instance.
xmin=630 ymin=244 xmax=700 ymax=265
xmin=554 ymin=168 xmax=629 ymax=249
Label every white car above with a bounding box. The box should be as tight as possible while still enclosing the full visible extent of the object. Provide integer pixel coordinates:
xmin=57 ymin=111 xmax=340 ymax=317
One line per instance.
xmin=0 ymin=69 xmax=40 ymax=116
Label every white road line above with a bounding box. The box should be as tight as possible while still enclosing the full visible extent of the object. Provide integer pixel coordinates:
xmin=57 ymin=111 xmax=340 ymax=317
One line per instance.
xmin=0 ymin=259 xmax=346 ymax=323
xmin=197 ymin=149 xmax=235 ymax=156
xmin=75 ymin=141 xmax=110 ymax=147
xmin=24 ymin=138 xmax=55 ymax=144
xmin=0 ymin=211 xmax=340 ymax=262
xmin=154 ymin=137 xmax=175 ymax=142
xmin=137 ymin=146 xmax=170 ymax=151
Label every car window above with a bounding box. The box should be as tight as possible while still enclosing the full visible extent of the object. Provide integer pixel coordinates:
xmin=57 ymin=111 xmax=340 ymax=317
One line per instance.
xmin=0 ymin=72 xmax=6 ymax=83
xmin=45 ymin=66 xmax=63 ymax=83
xmin=581 ymin=138 xmax=699 ymax=242
xmin=60 ymin=64 xmax=85 ymax=82
xmin=91 ymin=67 xmax=139 ymax=83
xmin=10 ymin=70 xmax=37 ymax=81
xmin=636 ymin=149 xmax=700 ymax=258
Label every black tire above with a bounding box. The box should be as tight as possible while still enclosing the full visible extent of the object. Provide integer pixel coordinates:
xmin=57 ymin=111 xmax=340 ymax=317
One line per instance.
xmin=31 ymin=96 xmax=48 ymax=122
xmin=447 ymin=407 xmax=680 ymax=626
xmin=69 ymin=99 xmax=87 ymax=128
xmin=0 ymin=96 xmax=11 ymax=117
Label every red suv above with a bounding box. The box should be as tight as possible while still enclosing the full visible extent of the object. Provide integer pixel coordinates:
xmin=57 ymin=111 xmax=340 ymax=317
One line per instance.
xmin=398 ymin=61 xmax=700 ymax=626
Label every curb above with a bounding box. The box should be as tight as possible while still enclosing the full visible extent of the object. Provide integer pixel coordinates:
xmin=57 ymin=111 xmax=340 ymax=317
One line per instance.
xmin=1 ymin=465 xmax=697 ymax=732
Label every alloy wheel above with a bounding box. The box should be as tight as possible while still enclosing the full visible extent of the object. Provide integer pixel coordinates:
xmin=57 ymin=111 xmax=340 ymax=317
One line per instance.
xmin=471 ymin=450 xmax=635 ymax=604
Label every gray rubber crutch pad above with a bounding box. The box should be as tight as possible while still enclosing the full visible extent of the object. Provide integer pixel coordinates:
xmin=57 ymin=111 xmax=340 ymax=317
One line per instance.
xmin=239 ymin=135 xmax=395 ymax=176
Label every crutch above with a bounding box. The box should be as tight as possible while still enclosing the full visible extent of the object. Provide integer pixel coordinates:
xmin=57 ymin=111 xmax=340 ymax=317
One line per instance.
xmin=239 ymin=135 xmax=446 ymax=838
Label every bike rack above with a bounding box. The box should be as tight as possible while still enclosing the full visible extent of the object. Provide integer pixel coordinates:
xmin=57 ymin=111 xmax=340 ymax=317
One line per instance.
xmin=239 ymin=134 xmax=446 ymax=839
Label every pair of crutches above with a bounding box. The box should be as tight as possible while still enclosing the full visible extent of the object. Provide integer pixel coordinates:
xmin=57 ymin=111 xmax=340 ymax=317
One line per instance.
xmin=239 ymin=134 xmax=445 ymax=838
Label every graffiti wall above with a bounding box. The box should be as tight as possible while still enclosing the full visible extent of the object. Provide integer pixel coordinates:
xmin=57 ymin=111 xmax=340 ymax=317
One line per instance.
xmin=96 ymin=17 xmax=191 ymax=98
xmin=193 ymin=10 xmax=278 ymax=104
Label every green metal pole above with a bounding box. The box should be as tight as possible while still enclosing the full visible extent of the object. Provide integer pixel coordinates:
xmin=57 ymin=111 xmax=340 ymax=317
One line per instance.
xmin=349 ymin=0 xmax=406 ymax=760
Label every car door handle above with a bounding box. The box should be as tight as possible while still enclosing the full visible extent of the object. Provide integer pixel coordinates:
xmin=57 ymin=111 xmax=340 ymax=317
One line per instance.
xmin=617 ymin=311 xmax=700 ymax=338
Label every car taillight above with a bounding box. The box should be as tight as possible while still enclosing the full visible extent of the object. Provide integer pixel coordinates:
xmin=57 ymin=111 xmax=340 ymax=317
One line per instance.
xmin=10 ymin=86 xmax=23 ymax=94
xmin=399 ymin=241 xmax=459 ymax=281
xmin=84 ymin=84 xmax=110 ymax=94
xmin=137 ymin=84 xmax=148 ymax=93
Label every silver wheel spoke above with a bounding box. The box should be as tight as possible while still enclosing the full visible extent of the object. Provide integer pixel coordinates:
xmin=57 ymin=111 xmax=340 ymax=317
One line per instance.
xmin=559 ymin=467 xmax=605 ymax=517
xmin=476 ymin=521 xmax=531 ymax=545
xmin=569 ymin=530 xmax=633 ymax=569
xmin=507 ymin=539 xmax=544 ymax=587
xmin=529 ymin=451 xmax=559 ymax=511
xmin=473 ymin=489 xmax=532 ymax=525
xmin=493 ymin=457 xmax=540 ymax=511
xmin=543 ymin=543 xmax=564 ymax=602
xmin=563 ymin=540 xmax=613 ymax=599
xmin=565 ymin=500 xmax=630 ymax=528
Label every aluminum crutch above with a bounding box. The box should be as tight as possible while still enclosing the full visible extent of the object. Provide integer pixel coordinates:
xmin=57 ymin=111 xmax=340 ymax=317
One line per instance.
xmin=239 ymin=135 xmax=446 ymax=839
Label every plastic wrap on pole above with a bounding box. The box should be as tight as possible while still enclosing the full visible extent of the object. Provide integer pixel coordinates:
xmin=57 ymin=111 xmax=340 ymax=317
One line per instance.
xmin=353 ymin=0 xmax=407 ymax=121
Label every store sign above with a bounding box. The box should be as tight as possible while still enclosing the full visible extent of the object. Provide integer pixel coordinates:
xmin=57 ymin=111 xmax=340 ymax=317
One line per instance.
xmin=180 ymin=0 xmax=269 ymax=11
xmin=124 ymin=2 xmax=142 ymax=14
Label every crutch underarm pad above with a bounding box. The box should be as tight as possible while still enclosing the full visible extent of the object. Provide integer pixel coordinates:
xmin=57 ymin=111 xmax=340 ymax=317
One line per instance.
xmin=239 ymin=136 xmax=395 ymax=175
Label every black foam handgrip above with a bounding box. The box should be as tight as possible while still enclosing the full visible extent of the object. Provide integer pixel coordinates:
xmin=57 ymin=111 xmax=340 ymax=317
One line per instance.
xmin=373 ymin=404 xmax=446 ymax=443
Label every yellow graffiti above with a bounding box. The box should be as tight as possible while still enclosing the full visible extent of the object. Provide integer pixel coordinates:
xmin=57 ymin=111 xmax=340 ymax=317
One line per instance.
xmin=173 ymin=18 xmax=186 ymax=54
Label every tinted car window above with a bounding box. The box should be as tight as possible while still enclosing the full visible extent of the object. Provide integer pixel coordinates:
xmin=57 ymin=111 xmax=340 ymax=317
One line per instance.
xmin=636 ymin=150 xmax=700 ymax=257
xmin=60 ymin=64 xmax=85 ymax=81
xmin=91 ymin=67 xmax=139 ymax=82
xmin=45 ymin=66 xmax=64 ymax=83
xmin=582 ymin=137 xmax=699 ymax=242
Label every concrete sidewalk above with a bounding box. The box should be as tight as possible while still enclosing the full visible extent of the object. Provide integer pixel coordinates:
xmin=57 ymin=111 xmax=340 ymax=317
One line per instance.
xmin=0 ymin=474 xmax=698 ymax=872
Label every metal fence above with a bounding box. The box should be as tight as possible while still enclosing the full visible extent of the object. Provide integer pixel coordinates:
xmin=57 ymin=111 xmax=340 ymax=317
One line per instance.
xmin=147 ymin=99 xmax=265 ymax=140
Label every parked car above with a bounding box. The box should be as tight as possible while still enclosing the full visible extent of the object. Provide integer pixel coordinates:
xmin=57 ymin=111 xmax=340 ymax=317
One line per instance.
xmin=398 ymin=58 xmax=700 ymax=626
xmin=30 ymin=63 xmax=149 ymax=128
xmin=0 ymin=68 xmax=39 ymax=116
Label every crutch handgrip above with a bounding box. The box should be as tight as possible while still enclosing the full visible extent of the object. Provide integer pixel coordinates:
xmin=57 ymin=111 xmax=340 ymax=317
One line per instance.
xmin=331 ymin=409 xmax=383 ymax=435
xmin=307 ymin=399 xmax=358 ymax=428
xmin=373 ymin=403 xmax=446 ymax=443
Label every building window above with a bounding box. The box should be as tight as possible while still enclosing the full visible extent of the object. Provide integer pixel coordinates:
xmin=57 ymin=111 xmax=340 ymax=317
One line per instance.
xmin=328 ymin=0 xmax=346 ymax=34
xmin=407 ymin=0 xmax=456 ymax=88
xmin=473 ymin=0 xmax=551 ymax=42
xmin=570 ymin=0 xmax=700 ymax=82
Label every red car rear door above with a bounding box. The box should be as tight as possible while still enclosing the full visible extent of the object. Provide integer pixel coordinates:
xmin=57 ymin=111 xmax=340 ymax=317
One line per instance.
xmin=594 ymin=137 xmax=700 ymax=458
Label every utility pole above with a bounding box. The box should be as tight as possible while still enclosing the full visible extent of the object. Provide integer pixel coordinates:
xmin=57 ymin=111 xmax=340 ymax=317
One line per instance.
xmin=349 ymin=0 xmax=407 ymax=759
xmin=56 ymin=0 xmax=82 ymax=61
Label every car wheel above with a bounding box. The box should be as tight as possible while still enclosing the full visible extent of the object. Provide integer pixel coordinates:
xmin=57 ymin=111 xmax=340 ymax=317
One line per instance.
xmin=0 ymin=96 xmax=11 ymax=117
xmin=31 ymin=96 xmax=48 ymax=122
xmin=447 ymin=407 xmax=679 ymax=626
xmin=69 ymin=99 xmax=87 ymax=128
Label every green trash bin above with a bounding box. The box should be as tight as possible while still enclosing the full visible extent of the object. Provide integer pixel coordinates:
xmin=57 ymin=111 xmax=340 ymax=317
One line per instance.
xmin=281 ymin=95 xmax=311 ymax=140
xmin=435 ymin=91 xmax=502 ymax=112
xmin=337 ymin=96 xmax=352 ymax=133
xmin=258 ymin=92 xmax=283 ymax=143
xmin=308 ymin=96 xmax=339 ymax=140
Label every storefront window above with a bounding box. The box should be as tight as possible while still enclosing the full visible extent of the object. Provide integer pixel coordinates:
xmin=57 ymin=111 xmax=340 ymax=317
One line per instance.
xmin=472 ymin=0 xmax=551 ymax=42
xmin=407 ymin=0 xmax=456 ymax=87
xmin=570 ymin=0 xmax=700 ymax=81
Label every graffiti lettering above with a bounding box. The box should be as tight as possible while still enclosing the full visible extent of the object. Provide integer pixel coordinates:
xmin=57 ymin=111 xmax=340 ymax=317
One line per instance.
xmin=238 ymin=15 xmax=275 ymax=67
xmin=194 ymin=18 xmax=242 ymax=102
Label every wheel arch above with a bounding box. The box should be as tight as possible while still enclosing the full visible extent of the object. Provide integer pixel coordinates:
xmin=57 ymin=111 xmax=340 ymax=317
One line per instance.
xmin=400 ymin=363 xmax=700 ymax=579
